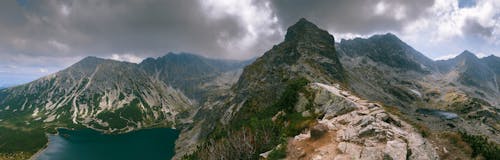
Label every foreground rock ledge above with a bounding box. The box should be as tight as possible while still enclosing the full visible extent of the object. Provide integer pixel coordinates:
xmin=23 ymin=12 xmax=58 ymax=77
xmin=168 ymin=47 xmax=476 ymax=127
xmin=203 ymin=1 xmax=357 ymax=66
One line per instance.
xmin=286 ymin=83 xmax=439 ymax=160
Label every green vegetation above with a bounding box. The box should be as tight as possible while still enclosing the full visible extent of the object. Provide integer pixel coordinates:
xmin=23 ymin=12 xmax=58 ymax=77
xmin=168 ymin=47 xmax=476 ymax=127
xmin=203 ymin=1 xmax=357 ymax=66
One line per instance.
xmin=0 ymin=126 xmax=47 ymax=157
xmin=119 ymin=92 xmax=125 ymax=101
xmin=267 ymin=143 xmax=287 ymax=160
xmin=185 ymin=78 xmax=313 ymax=159
xmin=460 ymin=132 xmax=500 ymax=159
xmin=96 ymin=98 xmax=143 ymax=129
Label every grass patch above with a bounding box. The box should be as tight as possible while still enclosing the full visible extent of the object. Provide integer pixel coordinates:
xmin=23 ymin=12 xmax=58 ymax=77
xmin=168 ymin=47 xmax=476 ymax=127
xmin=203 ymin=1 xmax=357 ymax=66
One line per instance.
xmin=268 ymin=142 xmax=287 ymax=160
xmin=460 ymin=132 xmax=500 ymax=159
xmin=185 ymin=78 xmax=315 ymax=159
xmin=0 ymin=126 xmax=46 ymax=154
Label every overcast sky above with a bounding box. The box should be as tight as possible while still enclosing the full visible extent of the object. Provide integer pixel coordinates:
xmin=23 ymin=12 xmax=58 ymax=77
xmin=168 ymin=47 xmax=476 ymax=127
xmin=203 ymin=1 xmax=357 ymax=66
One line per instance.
xmin=1 ymin=0 xmax=499 ymax=86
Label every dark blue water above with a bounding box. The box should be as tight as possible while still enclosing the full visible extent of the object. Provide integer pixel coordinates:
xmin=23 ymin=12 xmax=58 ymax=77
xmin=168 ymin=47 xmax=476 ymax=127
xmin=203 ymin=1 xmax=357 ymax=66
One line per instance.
xmin=36 ymin=128 xmax=179 ymax=160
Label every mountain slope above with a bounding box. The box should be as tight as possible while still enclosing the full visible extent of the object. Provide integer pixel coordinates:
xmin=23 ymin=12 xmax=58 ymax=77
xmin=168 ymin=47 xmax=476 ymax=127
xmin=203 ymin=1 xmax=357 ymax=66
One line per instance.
xmin=178 ymin=19 xmax=500 ymax=160
xmin=437 ymin=51 xmax=497 ymax=92
xmin=232 ymin=18 xmax=345 ymax=109
xmin=337 ymin=36 xmax=500 ymax=143
xmin=339 ymin=33 xmax=436 ymax=72
xmin=0 ymin=57 xmax=193 ymax=132
xmin=337 ymin=34 xmax=437 ymax=107
xmin=179 ymin=19 xmax=446 ymax=160
xmin=481 ymin=55 xmax=500 ymax=92
xmin=139 ymin=53 xmax=251 ymax=102
xmin=179 ymin=18 xmax=347 ymax=159
xmin=0 ymin=57 xmax=193 ymax=155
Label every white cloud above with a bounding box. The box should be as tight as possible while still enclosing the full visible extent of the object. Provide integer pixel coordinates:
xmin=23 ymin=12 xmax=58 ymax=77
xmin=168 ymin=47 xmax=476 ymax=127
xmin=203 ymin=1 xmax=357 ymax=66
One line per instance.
xmin=335 ymin=32 xmax=371 ymax=42
xmin=39 ymin=68 xmax=48 ymax=73
xmin=398 ymin=0 xmax=500 ymax=59
xmin=61 ymin=4 xmax=71 ymax=16
xmin=48 ymin=40 xmax=70 ymax=53
xmin=434 ymin=54 xmax=458 ymax=60
xmin=374 ymin=1 xmax=387 ymax=15
xmin=200 ymin=0 xmax=283 ymax=58
xmin=110 ymin=54 xmax=143 ymax=63
xmin=393 ymin=5 xmax=407 ymax=20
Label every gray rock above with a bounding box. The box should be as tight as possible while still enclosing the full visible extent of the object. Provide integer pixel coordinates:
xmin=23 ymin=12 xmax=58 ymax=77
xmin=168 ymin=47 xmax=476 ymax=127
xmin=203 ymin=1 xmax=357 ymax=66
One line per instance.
xmin=360 ymin=147 xmax=384 ymax=160
xmin=384 ymin=139 xmax=407 ymax=160
xmin=358 ymin=125 xmax=376 ymax=137
xmin=338 ymin=142 xmax=362 ymax=159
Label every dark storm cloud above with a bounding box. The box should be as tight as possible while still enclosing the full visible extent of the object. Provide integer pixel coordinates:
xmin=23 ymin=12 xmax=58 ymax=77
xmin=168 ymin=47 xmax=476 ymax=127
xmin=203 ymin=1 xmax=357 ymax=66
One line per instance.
xmin=2 ymin=0 xmax=499 ymax=86
xmin=462 ymin=18 xmax=494 ymax=38
xmin=0 ymin=0 xmax=282 ymax=60
xmin=270 ymin=0 xmax=435 ymax=34
xmin=0 ymin=0 xmax=437 ymax=61
xmin=0 ymin=0 xmax=285 ymax=85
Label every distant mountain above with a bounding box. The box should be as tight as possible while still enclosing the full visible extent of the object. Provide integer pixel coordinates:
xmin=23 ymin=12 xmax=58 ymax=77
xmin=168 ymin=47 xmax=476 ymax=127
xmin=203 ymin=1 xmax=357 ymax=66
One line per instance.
xmin=139 ymin=52 xmax=252 ymax=102
xmin=0 ymin=56 xmax=193 ymax=132
xmin=481 ymin=55 xmax=500 ymax=91
xmin=339 ymin=33 xmax=436 ymax=72
xmin=481 ymin=55 xmax=500 ymax=74
xmin=335 ymin=34 xmax=438 ymax=106
xmin=437 ymin=51 xmax=498 ymax=94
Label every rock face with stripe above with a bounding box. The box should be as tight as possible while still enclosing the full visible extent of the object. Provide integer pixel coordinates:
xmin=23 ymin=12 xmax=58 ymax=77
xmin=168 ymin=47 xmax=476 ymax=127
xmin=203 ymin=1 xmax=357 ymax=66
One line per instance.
xmin=0 ymin=56 xmax=193 ymax=133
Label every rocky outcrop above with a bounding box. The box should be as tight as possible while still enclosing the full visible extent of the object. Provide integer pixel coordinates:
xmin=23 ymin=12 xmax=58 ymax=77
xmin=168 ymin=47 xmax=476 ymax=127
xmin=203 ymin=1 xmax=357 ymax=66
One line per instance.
xmin=287 ymin=83 xmax=439 ymax=160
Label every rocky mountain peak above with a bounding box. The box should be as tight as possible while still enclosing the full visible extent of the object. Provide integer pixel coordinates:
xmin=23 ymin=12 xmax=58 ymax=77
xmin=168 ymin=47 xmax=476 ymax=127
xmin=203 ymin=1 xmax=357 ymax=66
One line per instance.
xmin=484 ymin=54 xmax=500 ymax=59
xmin=339 ymin=33 xmax=436 ymax=72
xmin=73 ymin=56 xmax=106 ymax=66
xmin=456 ymin=50 xmax=479 ymax=60
xmin=231 ymin=18 xmax=345 ymax=111
xmin=482 ymin=55 xmax=500 ymax=72
xmin=284 ymin=18 xmax=335 ymax=44
xmin=371 ymin=33 xmax=403 ymax=43
xmin=436 ymin=50 xmax=497 ymax=91
xmin=139 ymin=52 xmax=251 ymax=101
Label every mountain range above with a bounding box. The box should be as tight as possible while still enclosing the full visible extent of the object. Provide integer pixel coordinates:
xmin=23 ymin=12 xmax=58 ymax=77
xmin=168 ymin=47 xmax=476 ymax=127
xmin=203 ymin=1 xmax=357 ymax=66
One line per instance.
xmin=0 ymin=18 xmax=499 ymax=159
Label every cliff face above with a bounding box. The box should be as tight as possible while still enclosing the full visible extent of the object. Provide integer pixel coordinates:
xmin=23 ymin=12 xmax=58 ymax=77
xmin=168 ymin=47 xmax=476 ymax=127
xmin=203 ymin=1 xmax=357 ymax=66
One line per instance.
xmin=232 ymin=18 xmax=345 ymax=109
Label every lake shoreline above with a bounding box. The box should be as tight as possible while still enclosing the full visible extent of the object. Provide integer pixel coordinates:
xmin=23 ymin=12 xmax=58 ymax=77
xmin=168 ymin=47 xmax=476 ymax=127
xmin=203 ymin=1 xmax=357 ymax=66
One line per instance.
xmin=30 ymin=127 xmax=179 ymax=160
xmin=29 ymin=127 xmax=69 ymax=160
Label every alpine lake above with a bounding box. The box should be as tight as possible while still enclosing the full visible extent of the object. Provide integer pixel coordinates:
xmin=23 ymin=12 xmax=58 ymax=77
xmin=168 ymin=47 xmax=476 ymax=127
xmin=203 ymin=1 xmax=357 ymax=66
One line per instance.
xmin=35 ymin=128 xmax=179 ymax=160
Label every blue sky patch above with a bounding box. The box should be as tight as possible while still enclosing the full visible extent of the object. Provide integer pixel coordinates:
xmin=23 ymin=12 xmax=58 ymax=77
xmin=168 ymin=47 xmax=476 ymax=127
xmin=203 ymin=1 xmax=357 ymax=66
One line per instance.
xmin=458 ymin=0 xmax=476 ymax=8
